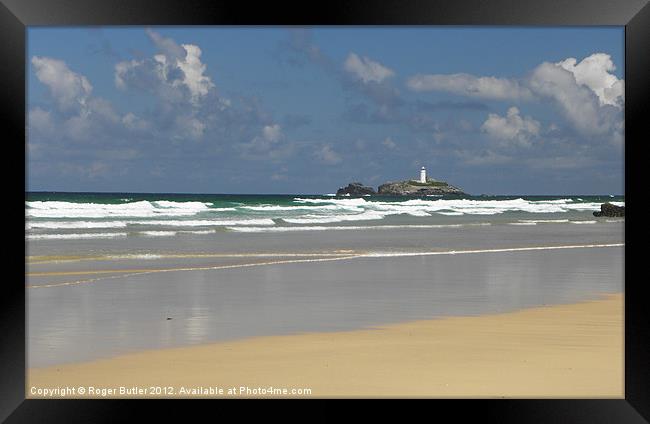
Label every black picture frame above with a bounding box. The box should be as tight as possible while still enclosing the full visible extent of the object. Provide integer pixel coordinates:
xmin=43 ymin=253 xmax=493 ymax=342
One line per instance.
xmin=2 ymin=0 xmax=648 ymax=421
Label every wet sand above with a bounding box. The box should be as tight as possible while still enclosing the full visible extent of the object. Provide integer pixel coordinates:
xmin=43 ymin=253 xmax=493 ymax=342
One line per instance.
xmin=27 ymin=245 xmax=623 ymax=367
xmin=27 ymin=293 xmax=623 ymax=398
xmin=26 ymin=221 xmax=625 ymax=397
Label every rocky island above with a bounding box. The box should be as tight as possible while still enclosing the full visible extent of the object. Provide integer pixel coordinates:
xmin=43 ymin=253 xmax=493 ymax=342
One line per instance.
xmin=336 ymin=166 xmax=466 ymax=197
xmin=377 ymin=178 xmax=465 ymax=196
xmin=336 ymin=182 xmax=376 ymax=196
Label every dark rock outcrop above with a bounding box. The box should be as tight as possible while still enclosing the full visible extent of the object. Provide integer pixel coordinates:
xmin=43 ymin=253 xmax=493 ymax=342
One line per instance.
xmin=336 ymin=182 xmax=376 ymax=196
xmin=377 ymin=179 xmax=465 ymax=196
xmin=593 ymin=202 xmax=625 ymax=217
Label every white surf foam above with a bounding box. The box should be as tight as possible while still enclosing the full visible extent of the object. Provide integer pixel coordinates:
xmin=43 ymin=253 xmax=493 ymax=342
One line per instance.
xmin=519 ymin=219 xmax=570 ymax=224
xmin=105 ymin=254 xmax=164 ymax=260
xmin=293 ymin=197 xmax=369 ymax=206
xmin=241 ymin=204 xmax=344 ymax=211
xmin=361 ymin=243 xmax=624 ymax=258
xmin=131 ymin=219 xmax=276 ymax=227
xmin=139 ymin=231 xmax=177 ymax=237
xmin=26 ymin=232 xmax=128 ymax=240
xmin=152 ymin=200 xmax=211 ymax=209
xmin=26 ymin=198 xmax=626 ymax=230
xmin=227 ymin=223 xmax=489 ymax=233
xmin=290 ymin=197 xmax=620 ymax=217
xmin=27 ymin=218 xmax=275 ymax=230
xmin=26 ymin=200 xmax=213 ymax=219
xmin=26 ymin=221 xmax=129 ymax=230
xmin=179 ymin=230 xmax=214 ymax=235
xmin=282 ymin=212 xmax=385 ymax=224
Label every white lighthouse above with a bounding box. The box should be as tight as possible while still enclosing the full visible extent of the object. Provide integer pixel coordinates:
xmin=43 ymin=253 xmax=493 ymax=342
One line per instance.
xmin=420 ymin=166 xmax=427 ymax=183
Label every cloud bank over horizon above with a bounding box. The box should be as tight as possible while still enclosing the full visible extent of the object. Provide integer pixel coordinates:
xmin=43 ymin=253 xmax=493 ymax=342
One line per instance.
xmin=27 ymin=27 xmax=625 ymax=195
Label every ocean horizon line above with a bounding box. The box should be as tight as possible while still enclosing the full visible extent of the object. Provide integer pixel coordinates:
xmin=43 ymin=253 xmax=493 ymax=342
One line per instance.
xmin=25 ymin=190 xmax=625 ymax=197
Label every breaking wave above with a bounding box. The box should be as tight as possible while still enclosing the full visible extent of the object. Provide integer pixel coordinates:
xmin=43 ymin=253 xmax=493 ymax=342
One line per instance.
xmin=25 ymin=195 xmax=623 ymax=240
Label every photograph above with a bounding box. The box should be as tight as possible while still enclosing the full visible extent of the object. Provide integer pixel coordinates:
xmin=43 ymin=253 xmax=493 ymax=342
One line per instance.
xmin=24 ymin=25 xmax=627 ymax=399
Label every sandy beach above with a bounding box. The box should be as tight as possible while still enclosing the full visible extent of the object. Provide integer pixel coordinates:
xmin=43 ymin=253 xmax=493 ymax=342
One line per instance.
xmin=28 ymin=292 xmax=623 ymax=398
xmin=26 ymin=209 xmax=625 ymax=398
xmin=27 ymin=242 xmax=624 ymax=368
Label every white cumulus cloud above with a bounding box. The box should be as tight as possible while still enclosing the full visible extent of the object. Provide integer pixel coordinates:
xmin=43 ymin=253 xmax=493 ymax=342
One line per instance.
xmin=263 ymin=124 xmax=282 ymax=142
xmin=407 ymin=73 xmax=533 ymax=100
xmin=407 ymin=52 xmax=624 ymax=138
xmin=481 ymin=107 xmax=540 ymax=147
xmin=556 ymin=53 xmax=624 ymax=108
xmin=28 ymin=107 xmax=55 ymax=135
xmin=176 ymin=44 xmax=214 ymax=102
xmin=31 ymin=55 xmax=184 ymax=144
xmin=114 ymin=30 xmax=215 ymax=105
xmin=31 ymin=56 xmax=93 ymax=111
xmin=528 ymin=62 xmax=613 ymax=136
xmin=174 ymin=115 xmax=206 ymax=140
xmin=344 ymin=53 xmax=395 ymax=84
xmin=314 ymin=144 xmax=342 ymax=165
xmin=121 ymin=113 xmax=151 ymax=131
xmin=238 ymin=124 xmax=290 ymax=159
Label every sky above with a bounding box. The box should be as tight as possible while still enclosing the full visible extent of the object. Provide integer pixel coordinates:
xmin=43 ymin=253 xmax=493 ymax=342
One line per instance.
xmin=27 ymin=27 xmax=625 ymax=195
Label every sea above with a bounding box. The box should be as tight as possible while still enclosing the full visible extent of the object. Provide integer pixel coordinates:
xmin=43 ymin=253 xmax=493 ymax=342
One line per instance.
xmin=26 ymin=191 xmax=625 ymax=367
xmin=25 ymin=192 xmax=624 ymax=241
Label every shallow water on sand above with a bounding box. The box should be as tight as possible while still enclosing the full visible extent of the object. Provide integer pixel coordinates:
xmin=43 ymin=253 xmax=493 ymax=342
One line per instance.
xmin=27 ymin=220 xmax=624 ymax=367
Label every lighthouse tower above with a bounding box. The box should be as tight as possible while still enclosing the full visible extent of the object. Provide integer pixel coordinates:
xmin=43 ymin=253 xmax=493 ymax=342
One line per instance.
xmin=420 ymin=166 xmax=427 ymax=183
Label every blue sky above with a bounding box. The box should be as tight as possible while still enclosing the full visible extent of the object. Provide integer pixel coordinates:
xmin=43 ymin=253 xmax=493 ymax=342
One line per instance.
xmin=27 ymin=27 xmax=624 ymax=194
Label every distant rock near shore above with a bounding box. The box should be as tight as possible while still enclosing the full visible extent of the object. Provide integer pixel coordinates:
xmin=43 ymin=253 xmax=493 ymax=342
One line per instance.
xmin=336 ymin=182 xmax=376 ymax=196
xmin=336 ymin=178 xmax=465 ymax=196
xmin=593 ymin=202 xmax=625 ymax=217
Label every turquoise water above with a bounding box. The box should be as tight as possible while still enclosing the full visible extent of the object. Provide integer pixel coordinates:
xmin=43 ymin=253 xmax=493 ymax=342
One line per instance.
xmin=25 ymin=192 xmax=624 ymax=240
